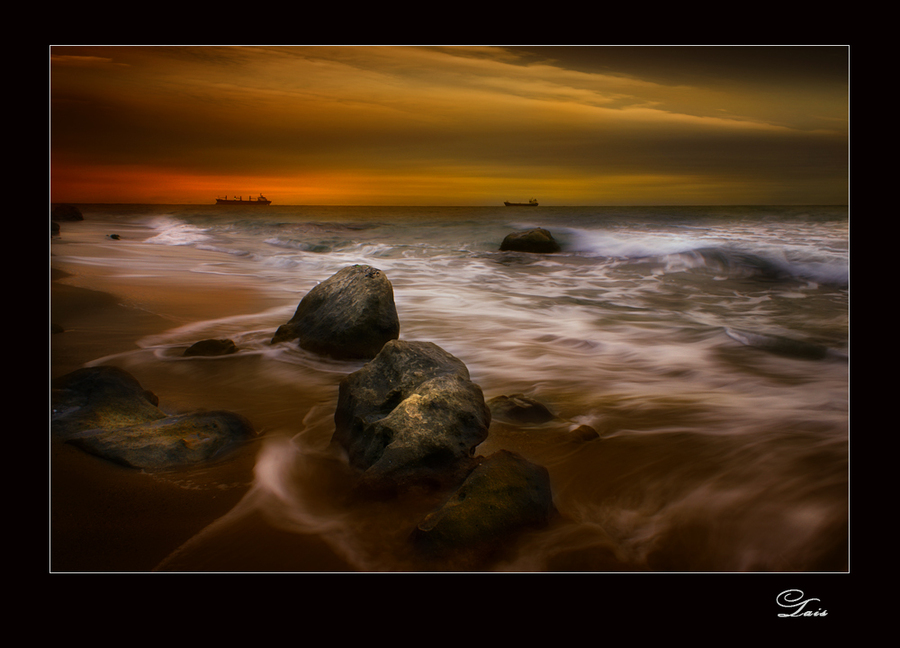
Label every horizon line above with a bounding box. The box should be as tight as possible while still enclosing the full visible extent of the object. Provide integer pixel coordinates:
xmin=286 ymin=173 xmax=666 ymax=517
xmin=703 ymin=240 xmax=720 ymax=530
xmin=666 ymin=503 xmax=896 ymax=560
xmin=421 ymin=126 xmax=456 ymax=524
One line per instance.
xmin=50 ymin=201 xmax=850 ymax=208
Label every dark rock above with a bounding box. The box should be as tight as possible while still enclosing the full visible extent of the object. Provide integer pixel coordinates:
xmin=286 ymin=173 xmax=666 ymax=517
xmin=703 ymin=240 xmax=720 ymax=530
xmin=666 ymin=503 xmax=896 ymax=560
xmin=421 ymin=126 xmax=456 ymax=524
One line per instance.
xmin=412 ymin=450 xmax=557 ymax=559
xmin=332 ymin=340 xmax=491 ymax=492
xmin=272 ymin=265 xmax=400 ymax=360
xmin=107 ymin=234 xmax=121 ymax=240
xmin=499 ymin=228 xmax=561 ymax=253
xmin=184 ymin=338 xmax=238 ymax=357
xmin=52 ymin=221 xmax=60 ymax=236
xmin=488 ymin=394 xmax=556 ymax=424
xmin=52 ymin=366 xmax=163 ymax=437
xmin=52 ymin=204 xmax=83 ymax=222
xmin=67 ymin=410 xmax=254 ymax=470
xmin=51 ymin=366 xmax=254 ymax=470
xmin=569 ymin=424 xmax=600 ymax=441
xmin=725 ymin=328 xmax=834 ymax=360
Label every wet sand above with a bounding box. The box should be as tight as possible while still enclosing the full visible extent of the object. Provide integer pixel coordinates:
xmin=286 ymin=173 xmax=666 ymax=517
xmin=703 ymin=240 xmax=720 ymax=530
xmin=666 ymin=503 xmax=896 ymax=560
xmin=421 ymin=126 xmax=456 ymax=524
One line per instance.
xmin=49 ymin=219 xmax=849 ymax=575
xmin=50 ymin=241 xmax=354 ymax=572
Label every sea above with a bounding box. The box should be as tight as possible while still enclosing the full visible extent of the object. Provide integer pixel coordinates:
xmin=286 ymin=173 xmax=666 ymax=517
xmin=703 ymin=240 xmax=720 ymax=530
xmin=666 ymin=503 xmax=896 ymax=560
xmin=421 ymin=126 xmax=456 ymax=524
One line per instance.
xmin=51 ymin=203 xmax=850 ymax=573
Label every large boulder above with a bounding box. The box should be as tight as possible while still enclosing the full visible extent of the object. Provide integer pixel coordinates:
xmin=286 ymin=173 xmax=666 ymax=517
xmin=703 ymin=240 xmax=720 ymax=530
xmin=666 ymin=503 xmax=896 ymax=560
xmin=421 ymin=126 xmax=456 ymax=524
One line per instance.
xmin=272 ymin=265 xmax=400 ymax=360
xmin=412 ymin=450 xmax=557 ymax=562
xmin=499 ymin=228 xmax=561 ymax=253
xmin=51 ymin=366 xmax=254 ymax=470
xmin=332 ymin=340 xmax=491 ymax=492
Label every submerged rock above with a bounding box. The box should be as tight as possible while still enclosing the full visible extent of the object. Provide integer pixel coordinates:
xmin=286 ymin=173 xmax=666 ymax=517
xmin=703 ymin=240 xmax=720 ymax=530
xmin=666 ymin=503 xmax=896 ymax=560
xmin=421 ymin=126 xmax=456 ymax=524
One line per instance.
xmin=184 ymin=338 xmax=238 ymax=357
xmin=725 ymin=328 xmax=836 ymax=360
xmin=272 ymin=265 xmax=400 ymax=360
xmin=412 ymin=450 xmax=557 ymax=560
xmin=499 ymin=228 xmax=561 ymax=253
xmin=488 ymin=394 xmax=556 ymax=424
xmin=332 ymin=340 xmax=491 ymax=492
xmin=51 ymin=366 xmax=254 ymax=470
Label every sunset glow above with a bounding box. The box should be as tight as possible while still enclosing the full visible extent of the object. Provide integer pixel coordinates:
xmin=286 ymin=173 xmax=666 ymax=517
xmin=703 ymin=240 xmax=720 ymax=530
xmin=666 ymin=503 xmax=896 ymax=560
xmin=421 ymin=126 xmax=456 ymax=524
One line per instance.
xmin=50 ymin=45 xmax=849 ymax=206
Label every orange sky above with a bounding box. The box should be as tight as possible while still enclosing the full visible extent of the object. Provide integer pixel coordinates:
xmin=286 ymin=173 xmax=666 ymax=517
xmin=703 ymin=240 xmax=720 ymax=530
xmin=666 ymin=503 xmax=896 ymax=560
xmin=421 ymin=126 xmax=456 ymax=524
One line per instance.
xmin=49 ymin=45 xmax=849 ymax=206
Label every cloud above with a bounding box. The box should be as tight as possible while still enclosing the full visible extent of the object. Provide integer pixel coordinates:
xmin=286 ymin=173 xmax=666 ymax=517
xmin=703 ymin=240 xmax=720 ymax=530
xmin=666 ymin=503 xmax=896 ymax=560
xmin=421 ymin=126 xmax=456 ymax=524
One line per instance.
xmin=50 ymin=54 xmax=123 ymax=67
xmin=49 ymin=46 xmax=849 ymax=205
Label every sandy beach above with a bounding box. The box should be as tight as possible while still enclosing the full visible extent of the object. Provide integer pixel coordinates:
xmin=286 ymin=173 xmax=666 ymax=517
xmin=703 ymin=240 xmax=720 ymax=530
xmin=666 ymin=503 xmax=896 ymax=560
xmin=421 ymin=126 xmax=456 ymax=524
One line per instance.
xmin=50 ymin=234 xmax=355 ymax=572
xmin=49 ymin=205 xmax=848 ymax=573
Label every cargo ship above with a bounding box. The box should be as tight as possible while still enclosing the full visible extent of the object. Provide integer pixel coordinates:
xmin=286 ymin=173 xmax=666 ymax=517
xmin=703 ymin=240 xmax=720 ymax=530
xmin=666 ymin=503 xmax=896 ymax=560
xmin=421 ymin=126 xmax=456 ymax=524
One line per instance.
xmin=216 ymin=194 xmax=271 ymax=205
xmin=504 ymin=198 xmax=538 ymax=206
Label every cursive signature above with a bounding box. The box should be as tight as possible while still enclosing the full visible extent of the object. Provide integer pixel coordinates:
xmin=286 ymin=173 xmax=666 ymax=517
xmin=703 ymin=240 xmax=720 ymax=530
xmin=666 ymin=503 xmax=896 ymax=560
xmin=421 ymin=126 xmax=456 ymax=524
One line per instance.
xmin=776 ymin=589 xmax=828 ymax=617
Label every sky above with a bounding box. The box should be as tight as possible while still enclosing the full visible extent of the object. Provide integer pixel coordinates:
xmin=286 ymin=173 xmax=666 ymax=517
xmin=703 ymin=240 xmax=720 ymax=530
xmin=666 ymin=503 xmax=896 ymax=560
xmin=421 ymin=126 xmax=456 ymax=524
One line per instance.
xmin=49 ymin=45 xmax=849 ymax=206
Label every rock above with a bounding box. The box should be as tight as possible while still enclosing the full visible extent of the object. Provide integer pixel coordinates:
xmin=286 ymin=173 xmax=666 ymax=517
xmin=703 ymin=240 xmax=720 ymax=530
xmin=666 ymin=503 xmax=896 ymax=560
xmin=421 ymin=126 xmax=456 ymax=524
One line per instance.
xmin=51 ymin=366 xmax=254 ymax=470
xmin=67 ymin=410 xmax=254 ymax=470
xmin=51 ymin=204 xmax=83 ymax=222
xmin=332 ymin=340 xmax=491 ymax=492
xmin=52 ymin=221 xmax=60 ymax=236
xmin=52 ymin=366 xmax=163 ymax=437
xmin=184 ymin=338 xmax=238 ymax=357
xmin=488 ymin=394 xmax=556 ymax=424
xmin=499 ymin=228 xmax=561 ymax=253
xmin=569 ymin=424 xmax=600 ymax=441
xmin=412 ymin=450 xmax=557 ymax=560
xmin=725 ymin=328 xmax=834 ymax=360
xmin=272 ymin=265 xmax=400 ymax=360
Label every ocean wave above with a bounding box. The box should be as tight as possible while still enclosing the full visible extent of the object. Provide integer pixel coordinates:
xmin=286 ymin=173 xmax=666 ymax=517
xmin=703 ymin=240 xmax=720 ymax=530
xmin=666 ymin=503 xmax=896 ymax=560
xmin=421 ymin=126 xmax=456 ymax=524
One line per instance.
xmin=558 ymin=228 xmax=783 ymax=280
xmin=562 ymin=228 xmax=707 ymax=259
xmin=557 ymin=226 xmax=847 ymax=286
xmin=264 ymin=236 xmax=335 ymax=254
xmin=196 ymin=244 xmax=251 ymax=257
xmin=786 ymin=259 xmax=849 ymax=286
xmin=654 ymin=247 xmax=848 ymax=285
xmin=145 ymin=216 xmax=212 ymax=246
xmin=658 ymin=247 xmax=792 ymax=281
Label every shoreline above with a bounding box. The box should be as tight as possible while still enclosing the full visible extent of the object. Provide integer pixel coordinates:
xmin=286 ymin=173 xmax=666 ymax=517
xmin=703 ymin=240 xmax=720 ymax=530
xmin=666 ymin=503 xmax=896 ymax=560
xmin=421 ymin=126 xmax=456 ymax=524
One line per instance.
xmin=50 ymin=242 xmax=355 ymax=572
xmin=48 ymin=210 xmax=849 ymax=573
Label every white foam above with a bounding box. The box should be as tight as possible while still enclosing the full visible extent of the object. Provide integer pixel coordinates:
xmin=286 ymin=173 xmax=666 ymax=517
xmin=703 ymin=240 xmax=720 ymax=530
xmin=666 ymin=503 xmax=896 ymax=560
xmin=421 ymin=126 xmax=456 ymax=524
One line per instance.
xmin=564 ymin=228 xmax=709 ymax=259
xmin=145 ymin=218 xmax=212 ymax=246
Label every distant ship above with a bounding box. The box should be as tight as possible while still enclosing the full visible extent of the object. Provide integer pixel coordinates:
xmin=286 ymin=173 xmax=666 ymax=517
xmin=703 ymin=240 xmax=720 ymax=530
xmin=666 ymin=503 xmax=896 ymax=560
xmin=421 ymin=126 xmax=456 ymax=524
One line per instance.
xmin=504 ymin=198 xmax=538 ymax=207
xmin=216 ymin=194 xmax=271 ymax=205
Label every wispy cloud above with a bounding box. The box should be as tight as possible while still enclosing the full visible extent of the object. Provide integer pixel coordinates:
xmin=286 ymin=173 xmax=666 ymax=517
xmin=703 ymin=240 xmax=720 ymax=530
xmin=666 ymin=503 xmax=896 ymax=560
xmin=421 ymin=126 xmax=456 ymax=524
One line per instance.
xmin=49 ymin=45 xmax=848 ymax=205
